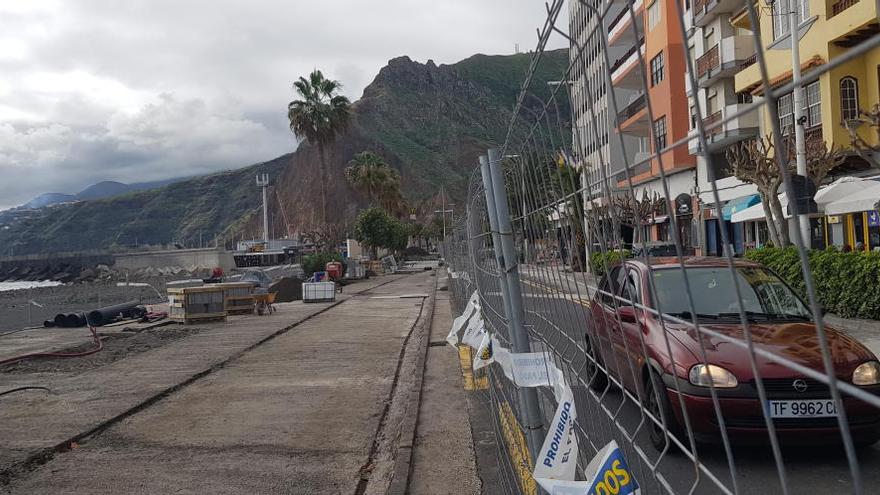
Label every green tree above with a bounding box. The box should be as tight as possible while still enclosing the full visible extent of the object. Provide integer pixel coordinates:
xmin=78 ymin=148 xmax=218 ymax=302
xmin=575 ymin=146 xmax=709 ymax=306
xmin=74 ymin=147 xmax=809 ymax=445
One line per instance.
xmin=353 ymin=207 xmax=393 ymax=259
xmin=288 ymin=69 xmax=351 ymax=225
xmin=344 ymin=151 xmax=404 ymax=214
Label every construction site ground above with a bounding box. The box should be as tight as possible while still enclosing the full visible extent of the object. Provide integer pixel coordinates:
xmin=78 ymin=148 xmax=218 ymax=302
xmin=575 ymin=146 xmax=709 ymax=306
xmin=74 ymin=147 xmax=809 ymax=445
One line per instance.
xmin=0 ymin=267 xmax=484 ymax=494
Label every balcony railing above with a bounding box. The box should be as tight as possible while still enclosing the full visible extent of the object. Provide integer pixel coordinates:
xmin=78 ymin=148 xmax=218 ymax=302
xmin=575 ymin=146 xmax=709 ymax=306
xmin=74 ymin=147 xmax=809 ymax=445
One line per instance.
xmin=609 ymin=38 xmax=645 ymax=74
xmin=739 ymin=53 xmax=757 ymax=70
xmin=831 ymin=0 xmax=859 ymax=16
xmin=703 ymin=110 xmax=723 ymax=137
xmin=616 ymin=93 xmax=647 ymax=125
xmin=694 ymin=0 xmax=713 ymax=15
xmin=781 ymin=126 xmax=824 ymax=153
xmin=696 ymin=44 xmax=720 ymax=78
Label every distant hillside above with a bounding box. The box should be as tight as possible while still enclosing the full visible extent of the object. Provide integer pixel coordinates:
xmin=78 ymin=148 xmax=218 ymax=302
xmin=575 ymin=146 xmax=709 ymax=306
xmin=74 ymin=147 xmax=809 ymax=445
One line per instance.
xmin=0 ymin=49 xmax=569 ymax=254
xmin=19 ymin=178 xmax=186 ymax=210
xmin=0 ymin=157 xmax=287 ymax=254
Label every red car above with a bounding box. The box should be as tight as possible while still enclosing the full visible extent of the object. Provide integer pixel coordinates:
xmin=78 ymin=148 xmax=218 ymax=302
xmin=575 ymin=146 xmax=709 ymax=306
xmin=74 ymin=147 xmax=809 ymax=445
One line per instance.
xmin=585 ymin=257 xmax=880 ymax=450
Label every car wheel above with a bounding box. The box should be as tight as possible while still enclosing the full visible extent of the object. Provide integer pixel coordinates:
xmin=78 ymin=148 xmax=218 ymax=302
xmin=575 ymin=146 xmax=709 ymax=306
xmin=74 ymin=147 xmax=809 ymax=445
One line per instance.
xmin=644 ymin=368 xmax=679 ymax=452
xmin=584 ymin=335 xmax=608 ymax=392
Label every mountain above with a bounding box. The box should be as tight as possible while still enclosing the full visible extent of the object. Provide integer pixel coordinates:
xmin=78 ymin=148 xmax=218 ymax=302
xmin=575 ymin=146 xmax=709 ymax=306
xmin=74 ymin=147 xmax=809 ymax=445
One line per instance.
xmin=0 ymin=49 xmax=569 ymax=255
xmin=18 ymin=178 xmax=187 ymax=210
xmin=23 ymin=193 xmax=76 ymax=209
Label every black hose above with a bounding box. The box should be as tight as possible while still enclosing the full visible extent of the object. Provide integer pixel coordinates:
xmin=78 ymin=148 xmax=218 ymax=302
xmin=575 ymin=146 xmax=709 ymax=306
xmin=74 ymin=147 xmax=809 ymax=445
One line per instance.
xmin=0 ymin=386 xmax=51 ymax=398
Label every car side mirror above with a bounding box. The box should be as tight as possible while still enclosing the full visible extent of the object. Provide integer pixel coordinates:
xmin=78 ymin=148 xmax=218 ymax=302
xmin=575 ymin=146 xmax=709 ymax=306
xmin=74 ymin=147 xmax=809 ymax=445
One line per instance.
xmin=618 ymin=305 xmax=637 ymax=323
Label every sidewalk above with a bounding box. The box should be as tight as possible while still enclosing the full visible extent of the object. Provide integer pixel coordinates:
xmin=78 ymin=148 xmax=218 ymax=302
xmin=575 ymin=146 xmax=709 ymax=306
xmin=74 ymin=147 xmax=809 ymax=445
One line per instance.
xmin=408 ymin=270 xmax=481 ymax=494
xmin=0 ymin=273 xmax=434 ymax=493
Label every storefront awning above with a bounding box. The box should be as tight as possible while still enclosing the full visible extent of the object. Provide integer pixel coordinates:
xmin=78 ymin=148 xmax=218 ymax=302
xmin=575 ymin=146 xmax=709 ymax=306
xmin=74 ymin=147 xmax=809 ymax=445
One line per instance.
xmin=731 ymin=194 xmax=789 ymax=223
xmin=815 ymin=176 xmax=880 ymax=207
xmin=824 ymin=182 xmax=880 ymax=215
xmin=721 ymin=194 xmax=760 ymax=221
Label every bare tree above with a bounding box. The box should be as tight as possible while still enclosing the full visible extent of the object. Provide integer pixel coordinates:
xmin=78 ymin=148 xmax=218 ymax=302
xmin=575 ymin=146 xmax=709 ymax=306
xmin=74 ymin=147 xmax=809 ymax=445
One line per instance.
xmin=726 ymin=136 xmax=789 ymax=247
xmin=845 ymin=103 xmax=880 ymax=169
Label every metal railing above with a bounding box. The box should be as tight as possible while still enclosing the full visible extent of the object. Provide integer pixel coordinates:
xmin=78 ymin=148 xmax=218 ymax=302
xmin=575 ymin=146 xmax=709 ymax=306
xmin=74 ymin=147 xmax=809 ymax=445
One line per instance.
xmin=444 ymin=0 xmax=880 ymax=493
xmin=832 ymin=0 xmax=859 ymax=16
xmin=696 ymin=44 xmax=719 ymax=78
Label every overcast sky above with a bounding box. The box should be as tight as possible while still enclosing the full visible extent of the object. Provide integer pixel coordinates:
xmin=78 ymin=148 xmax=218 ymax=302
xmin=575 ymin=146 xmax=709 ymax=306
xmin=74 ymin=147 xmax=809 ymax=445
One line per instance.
xmin=0 ymin=0 xmax=568 ymax=209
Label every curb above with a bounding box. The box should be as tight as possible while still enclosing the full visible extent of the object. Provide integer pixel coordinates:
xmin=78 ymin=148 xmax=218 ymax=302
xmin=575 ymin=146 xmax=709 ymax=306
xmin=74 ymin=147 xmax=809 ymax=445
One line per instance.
xmin=384 ymin=272 xmax=438 ymax=495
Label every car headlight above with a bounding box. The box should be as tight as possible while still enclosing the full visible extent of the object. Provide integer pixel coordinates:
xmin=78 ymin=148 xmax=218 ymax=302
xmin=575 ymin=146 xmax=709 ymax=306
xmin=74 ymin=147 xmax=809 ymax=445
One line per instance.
xmin=688 ymin=364 xmax=738 ymax=388
xmin=852 ymin=361 xmax=880 ymax=386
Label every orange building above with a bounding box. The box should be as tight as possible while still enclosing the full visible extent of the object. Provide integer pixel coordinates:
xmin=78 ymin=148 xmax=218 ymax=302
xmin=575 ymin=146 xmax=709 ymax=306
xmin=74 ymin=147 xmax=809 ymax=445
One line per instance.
xmin=608 ymin=0 xmax=698 ymax=247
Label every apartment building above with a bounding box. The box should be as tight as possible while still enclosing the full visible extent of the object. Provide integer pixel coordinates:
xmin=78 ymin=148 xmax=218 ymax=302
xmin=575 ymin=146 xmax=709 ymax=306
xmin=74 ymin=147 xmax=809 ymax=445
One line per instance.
xmin=682 ymin=0 xmax=880 ymax=253
xmin=686 ymin=0 xmax=762 ymax=256
xmin=570 ymin=0 xmax=697 ymax=249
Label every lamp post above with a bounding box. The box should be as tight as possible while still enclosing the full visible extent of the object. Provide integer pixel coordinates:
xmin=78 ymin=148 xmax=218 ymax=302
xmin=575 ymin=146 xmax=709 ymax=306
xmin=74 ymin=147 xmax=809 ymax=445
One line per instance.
xmin=787 ymin=0 xmax=811 ymax=245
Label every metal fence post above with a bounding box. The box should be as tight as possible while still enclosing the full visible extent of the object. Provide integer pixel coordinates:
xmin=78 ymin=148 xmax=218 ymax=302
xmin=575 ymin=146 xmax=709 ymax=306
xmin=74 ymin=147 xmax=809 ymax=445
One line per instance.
xmin=481 ymin=150 xmax=546 ymax=467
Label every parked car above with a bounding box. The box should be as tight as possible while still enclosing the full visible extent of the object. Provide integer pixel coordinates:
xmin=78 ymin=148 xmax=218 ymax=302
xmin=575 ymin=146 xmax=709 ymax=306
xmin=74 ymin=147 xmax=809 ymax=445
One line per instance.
xmin=585 ymin=256 xmax=880 ymax=450
xmin=630 ymin=241 xmax=694 ymax=258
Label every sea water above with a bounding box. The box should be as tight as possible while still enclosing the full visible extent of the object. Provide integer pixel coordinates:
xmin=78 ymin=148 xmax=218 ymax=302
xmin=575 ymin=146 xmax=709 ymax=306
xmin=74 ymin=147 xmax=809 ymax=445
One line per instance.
xmin=0 ymin=280 xmax=63 ymax=292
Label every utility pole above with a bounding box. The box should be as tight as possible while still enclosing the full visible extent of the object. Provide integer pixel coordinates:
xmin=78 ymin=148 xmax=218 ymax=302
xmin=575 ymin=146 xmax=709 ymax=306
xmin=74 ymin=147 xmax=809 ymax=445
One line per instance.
xmin=788 ymin=0 xmax=811 ymax=245
xmin=256 ymin=174 xmax=270 ymax=244
xmin=434 ymin=185 xmax=454 ymax=240
xmin=481 ymin=149 xmax=545 ymax=466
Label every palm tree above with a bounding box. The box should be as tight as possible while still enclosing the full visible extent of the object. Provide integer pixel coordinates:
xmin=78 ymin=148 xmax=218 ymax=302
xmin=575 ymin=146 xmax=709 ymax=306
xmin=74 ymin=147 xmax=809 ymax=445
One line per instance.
xmin=344 ymin=151 xmax=404 ymax=214
xmin=288 ymin=70 xmax=351 ymax=224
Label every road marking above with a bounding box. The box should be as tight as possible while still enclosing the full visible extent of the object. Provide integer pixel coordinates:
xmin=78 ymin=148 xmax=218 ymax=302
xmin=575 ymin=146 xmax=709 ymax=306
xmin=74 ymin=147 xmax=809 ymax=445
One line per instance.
xmin=458 ymin=345 xmax=488 ymax=390
xmin=521 ymin=279 xmax=591 ymax=308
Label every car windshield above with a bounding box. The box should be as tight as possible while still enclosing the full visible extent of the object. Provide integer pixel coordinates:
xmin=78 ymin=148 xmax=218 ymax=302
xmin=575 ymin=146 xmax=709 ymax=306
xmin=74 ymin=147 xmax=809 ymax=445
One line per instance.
xmin=651 ymin=266 xmax=812 ymax=320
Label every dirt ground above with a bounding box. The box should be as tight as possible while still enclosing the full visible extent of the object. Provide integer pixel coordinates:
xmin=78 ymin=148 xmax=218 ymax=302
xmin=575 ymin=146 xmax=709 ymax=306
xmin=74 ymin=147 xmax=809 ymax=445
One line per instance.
xmin=1 ymin=325 xmax=203 ymax=374
xmin=0 ymin=278 xmax=170 ymax=334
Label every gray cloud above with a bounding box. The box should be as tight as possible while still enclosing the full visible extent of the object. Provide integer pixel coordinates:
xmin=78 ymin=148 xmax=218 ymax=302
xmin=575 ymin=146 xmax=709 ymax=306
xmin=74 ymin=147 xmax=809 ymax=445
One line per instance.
xmin=0 ymin=0 xmax=567 ymax=208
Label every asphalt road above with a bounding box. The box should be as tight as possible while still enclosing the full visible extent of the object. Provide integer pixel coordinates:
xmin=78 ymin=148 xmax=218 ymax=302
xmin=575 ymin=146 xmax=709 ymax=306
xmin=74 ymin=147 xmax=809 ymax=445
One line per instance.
xmin=511 ymin=272 xmax=880 ymax=494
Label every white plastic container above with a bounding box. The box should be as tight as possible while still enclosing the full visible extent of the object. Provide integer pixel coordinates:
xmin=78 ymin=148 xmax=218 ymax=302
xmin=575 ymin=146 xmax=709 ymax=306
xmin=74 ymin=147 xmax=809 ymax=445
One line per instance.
xmin=302 ymin=282 xmax=336 ymax=303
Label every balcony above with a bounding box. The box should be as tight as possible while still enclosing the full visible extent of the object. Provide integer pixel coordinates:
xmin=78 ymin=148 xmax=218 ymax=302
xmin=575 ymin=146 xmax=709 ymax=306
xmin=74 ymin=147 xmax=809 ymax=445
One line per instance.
xmin=826 ymin=0 xmax=879 ymax=48
xmin=692 ymin=0 xmax=745 ymax=27
xmin=688 ymin=104 xmax=760 ymax=155
xmin=617 ymin=99 xmax=650 ymax=136
xmin=610 ymin=41 xmax=646 ymax=90
xmin=831 ymin=0 xmax=858 ymax=17
xmin=608 ymin=0 xmax=644 ymax=47
xmin=616 ymin=93 xmax=646 ymax=126
xmin=695 ymin=36 xmax=755 ymax=88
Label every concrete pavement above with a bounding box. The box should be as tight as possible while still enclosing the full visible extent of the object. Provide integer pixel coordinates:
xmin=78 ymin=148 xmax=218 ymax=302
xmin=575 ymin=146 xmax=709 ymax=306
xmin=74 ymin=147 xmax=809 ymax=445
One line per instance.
xmin=0 ymin=271 xmax=475 ymax=494
xmin=408 ymin=272 xmax=481 ymax=494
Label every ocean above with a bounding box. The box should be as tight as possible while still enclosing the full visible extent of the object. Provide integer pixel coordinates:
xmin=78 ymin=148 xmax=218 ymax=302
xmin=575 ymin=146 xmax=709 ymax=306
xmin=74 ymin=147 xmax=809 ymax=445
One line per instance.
xmin=0 ymin=280 xmax=63 ymax=292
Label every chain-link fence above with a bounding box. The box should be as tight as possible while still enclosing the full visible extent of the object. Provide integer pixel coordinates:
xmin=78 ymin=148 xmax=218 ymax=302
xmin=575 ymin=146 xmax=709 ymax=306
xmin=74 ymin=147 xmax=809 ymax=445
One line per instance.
xmin=445 ymin=0 xmax=880 ymax=493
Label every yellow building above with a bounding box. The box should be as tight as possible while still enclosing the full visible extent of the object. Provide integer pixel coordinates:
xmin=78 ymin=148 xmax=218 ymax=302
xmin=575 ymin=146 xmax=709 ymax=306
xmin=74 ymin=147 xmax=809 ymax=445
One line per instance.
xmin=733 ymin=0 xmax=880 ymax=250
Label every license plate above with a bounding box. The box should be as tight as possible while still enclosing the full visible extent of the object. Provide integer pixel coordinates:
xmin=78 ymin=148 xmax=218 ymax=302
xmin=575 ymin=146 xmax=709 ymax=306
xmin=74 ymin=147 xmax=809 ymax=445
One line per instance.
xmin=767 ymin=399 xmax=838 ymax=418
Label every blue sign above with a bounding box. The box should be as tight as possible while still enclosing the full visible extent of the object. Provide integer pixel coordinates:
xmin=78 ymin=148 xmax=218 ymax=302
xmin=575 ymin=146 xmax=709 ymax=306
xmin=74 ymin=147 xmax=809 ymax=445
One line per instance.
xmin=868 ymin=211 xmax=880 ymax=228
xmin=586 ymin=446 xmax=640 ymax=495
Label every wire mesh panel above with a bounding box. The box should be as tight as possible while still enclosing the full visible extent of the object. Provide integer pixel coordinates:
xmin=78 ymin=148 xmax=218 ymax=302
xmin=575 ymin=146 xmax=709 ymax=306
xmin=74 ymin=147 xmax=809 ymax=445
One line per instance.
xmin=446 ymin=0 xmax=880 ymax=493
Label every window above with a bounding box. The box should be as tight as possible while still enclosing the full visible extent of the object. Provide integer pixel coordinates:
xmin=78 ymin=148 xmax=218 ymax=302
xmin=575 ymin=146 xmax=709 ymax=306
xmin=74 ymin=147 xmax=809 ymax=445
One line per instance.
xmin=737 ymin=91 xmax=753 ymax=104
xmin=621 ymin=269 xmax=641 ymax=306
xmin=650 ymin=52 xmax=665 ymax=86
xmin=772 ymin=0 xmax=811 ymax=40
xmin=653 ymin=116 xmax=667 ymax=151
xmin=777 ymin=81 xmax=821 ymax=135
xmin=648 ymin=1 xmax=661 ymax=30
xmin=840 ymin=77 xmax=859 ymax=121
xmin=689 ymin=106 xmax=696 ymax=129
xmin=704 ymin=29 xmax=715 ymax=50
xmin=706 ymin=91 xmax=719 ymax=115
